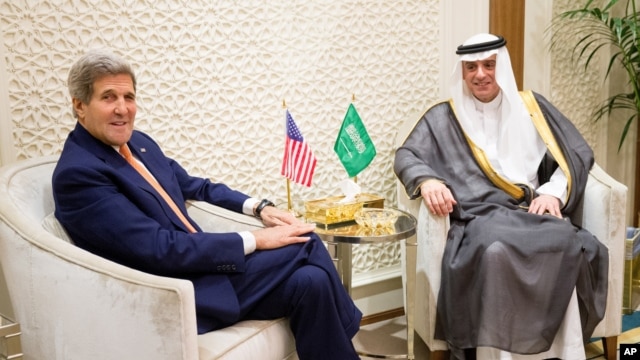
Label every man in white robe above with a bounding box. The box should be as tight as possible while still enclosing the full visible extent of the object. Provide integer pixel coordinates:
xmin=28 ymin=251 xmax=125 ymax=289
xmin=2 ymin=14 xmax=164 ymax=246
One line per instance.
xmin=394 ymin=33 xmax=608 ymax=360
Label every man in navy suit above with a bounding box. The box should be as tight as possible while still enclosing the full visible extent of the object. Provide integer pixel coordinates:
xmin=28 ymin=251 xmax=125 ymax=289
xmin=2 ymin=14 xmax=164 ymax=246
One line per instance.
xmin=52 ymin=50 xmax=361 ymax=360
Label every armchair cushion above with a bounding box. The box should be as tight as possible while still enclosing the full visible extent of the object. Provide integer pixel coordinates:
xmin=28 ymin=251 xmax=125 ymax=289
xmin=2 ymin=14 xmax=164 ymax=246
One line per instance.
xmin=198 ymin=319 xmax=296 ymax=360
xmin=42 ymin=212 xmax=73 ymax=243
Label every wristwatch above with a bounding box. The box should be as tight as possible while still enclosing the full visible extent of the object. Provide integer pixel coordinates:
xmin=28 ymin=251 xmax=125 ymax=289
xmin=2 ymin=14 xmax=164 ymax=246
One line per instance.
xmin=254 ymin=199 xmax=275 ymax=219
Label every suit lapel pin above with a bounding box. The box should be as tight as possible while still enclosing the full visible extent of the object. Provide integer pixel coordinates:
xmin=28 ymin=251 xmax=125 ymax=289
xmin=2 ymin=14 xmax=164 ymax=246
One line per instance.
xmin=140 ymin=148 xmax=146 ymax=153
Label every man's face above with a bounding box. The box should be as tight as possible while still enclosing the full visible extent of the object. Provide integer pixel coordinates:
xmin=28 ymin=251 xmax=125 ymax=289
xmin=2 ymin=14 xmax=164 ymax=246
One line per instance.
xmin=73 ymin=74 xmax=137 ymax=146
xmin=462 ymin=54 xmax=500 ymax=103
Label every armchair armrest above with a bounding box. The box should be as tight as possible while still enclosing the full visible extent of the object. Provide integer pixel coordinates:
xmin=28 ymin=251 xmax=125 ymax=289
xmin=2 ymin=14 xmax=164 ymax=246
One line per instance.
xmin=0 ymin=218 xmax=200 ymax=360
xmin=581 ymin=163 xmax=627 ymax=337
xmin=186 ymin=200 xmax=264 ymax=232
xmin=397 ymin=181 xmax=449 ymax=351
xmin=413 ymin=202 xmax=450 ymax=351
xmin=0 ymin=156 xmax=202 ymax=360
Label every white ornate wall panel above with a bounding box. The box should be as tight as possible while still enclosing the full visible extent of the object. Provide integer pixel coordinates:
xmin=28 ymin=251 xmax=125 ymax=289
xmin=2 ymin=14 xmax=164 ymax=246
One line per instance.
xmin=0 ymin=0 xmax=441 ymax=275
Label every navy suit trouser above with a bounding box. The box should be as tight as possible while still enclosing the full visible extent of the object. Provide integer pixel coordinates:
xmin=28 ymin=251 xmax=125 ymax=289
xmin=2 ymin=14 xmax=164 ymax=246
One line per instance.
xmin=228 ymin=235 xmax=361 ymax=360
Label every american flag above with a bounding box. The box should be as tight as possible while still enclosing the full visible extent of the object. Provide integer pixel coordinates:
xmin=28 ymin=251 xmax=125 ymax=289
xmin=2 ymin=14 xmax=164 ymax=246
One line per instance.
xmin=281 ymin=110 xmax=317 ymax=187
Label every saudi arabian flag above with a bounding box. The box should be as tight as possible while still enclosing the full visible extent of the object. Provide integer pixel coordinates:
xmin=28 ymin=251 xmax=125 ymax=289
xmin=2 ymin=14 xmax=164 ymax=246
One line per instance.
xmin=334 ymin=103 xmax=376 ymax=177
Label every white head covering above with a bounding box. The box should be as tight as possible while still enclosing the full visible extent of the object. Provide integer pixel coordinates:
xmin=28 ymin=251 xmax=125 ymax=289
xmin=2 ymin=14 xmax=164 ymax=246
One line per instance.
xmin=450 ymin=33 xmax=547 ymax=185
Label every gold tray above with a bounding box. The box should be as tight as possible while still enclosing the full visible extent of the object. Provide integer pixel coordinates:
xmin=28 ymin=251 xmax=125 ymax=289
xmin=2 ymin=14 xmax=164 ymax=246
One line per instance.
xmin=304 ymin=193 xmax=384 ymax=226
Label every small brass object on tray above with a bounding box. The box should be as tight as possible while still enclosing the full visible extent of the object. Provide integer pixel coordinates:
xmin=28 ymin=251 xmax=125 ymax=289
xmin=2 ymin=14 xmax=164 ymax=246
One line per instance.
xmin=304 ymin=193 xmax=384 ymax=228
xmin=354 ymin=208 xmax=398 ymax=229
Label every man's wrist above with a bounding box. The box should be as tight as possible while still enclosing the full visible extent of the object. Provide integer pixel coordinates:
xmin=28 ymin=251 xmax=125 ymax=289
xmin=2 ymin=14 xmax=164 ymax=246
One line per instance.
xmin=254 ymin=199 xmax=275 ymax=219
xmin=416 ymin=178 xmax=444 ymax=196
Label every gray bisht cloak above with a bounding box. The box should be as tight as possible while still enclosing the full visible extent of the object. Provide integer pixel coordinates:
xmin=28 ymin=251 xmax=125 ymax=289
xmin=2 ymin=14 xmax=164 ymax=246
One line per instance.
xmin=394 ymin=91 xmax=608 ymax=355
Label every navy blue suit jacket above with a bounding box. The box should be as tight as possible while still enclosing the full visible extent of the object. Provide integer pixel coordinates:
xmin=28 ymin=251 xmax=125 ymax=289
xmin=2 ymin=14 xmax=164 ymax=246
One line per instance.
xmin=53 ymin=123 xmax=255 ymax=332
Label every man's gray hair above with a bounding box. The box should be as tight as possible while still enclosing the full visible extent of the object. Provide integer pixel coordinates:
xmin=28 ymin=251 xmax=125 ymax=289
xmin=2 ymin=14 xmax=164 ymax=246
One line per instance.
xmin=67 ymin=49 xmax=137 ymax=118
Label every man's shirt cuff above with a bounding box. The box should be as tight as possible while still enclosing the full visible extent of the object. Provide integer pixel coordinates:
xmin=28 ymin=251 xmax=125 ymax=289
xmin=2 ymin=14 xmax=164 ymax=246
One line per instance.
xmin=238 ymin=231 xmax=256 ymax=255
xmin=243 ymin=198 xmax=260 ymax=216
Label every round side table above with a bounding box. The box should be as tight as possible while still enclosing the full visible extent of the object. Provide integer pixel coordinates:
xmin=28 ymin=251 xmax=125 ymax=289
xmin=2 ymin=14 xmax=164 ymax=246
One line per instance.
xmin=314 ymin=207 xmax=417 ymax=360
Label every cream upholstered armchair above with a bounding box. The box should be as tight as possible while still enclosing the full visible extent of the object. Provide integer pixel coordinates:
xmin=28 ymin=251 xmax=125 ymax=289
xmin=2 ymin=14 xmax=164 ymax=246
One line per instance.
xmin=395 ymin=118 xmax=627 ymax=360
xmin=0 ymin=155 xmax=298 ymax=360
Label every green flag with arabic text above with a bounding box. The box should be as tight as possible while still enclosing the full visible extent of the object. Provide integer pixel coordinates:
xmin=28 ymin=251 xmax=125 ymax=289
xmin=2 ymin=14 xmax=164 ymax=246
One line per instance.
xmin=334 ymin=103 xmax=376 ymax=177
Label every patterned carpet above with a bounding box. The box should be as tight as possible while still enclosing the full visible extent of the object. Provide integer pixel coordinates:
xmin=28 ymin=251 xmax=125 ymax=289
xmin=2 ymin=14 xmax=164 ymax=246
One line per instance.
xmin=585 ymin=310 xmax=640 ymax=359
xmin=586 ymin=329 xmax=639 ymax=359
xmin=355 ymin=313 xmax=640 ymax=360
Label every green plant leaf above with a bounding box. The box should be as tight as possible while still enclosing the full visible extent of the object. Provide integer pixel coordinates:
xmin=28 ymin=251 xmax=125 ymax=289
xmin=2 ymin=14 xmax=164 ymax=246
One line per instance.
xmin=551 ymin=0 xmax=640 ymax=150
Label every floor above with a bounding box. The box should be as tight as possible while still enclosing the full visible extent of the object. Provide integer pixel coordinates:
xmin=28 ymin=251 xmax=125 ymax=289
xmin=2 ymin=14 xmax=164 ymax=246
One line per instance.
xmin=354 ymin=315 xmax=640 ymax=360
xmin=353 ymin=316 xmax=430 ymax=359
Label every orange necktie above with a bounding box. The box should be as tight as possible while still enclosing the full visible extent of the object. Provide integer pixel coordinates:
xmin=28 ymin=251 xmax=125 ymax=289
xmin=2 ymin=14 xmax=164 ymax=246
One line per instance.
xmin=119 ymin=144 xmax=197 ymax=233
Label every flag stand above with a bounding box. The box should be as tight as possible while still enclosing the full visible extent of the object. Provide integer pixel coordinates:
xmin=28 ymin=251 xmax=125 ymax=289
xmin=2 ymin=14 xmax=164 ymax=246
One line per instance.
xmin=283 ymin=99 xmax=294 ymax=213
xmin=286 ymin=178 xmax=292 ymax=212
xmin=283 ymin=99 xmax=300 ymax=217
